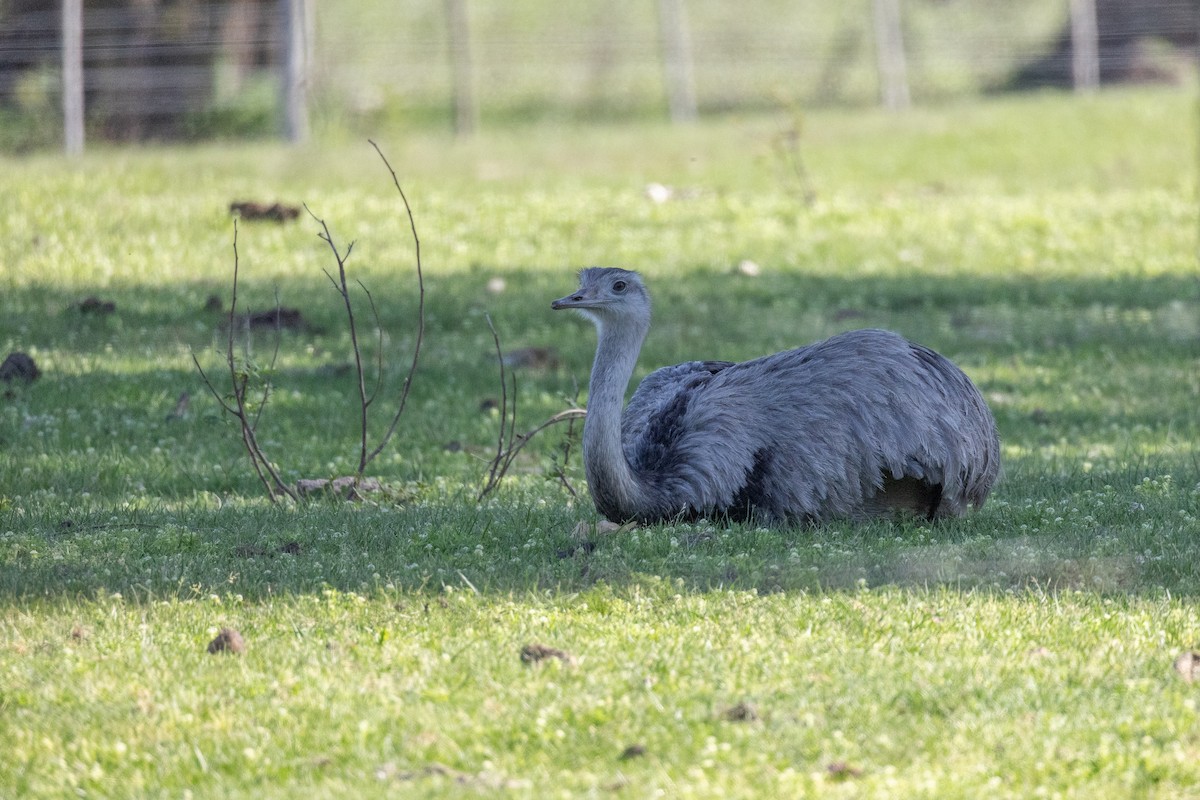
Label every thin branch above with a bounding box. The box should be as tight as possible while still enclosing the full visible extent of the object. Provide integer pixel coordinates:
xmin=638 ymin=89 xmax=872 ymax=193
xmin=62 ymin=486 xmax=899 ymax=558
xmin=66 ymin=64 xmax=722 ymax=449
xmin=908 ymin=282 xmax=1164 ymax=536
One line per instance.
xmin=506 ymin=373 xmax=519 ymax=463
xmin=550 ymin=383 xmax=583 ymax=499
xmin=358 ymin=279 xmax=386 ymax=409
xmin=225 ymin=220 xmax=242 ymax=412
xmin=305 ymin=204 xmax=371 ymax=474
xmin=774 ymin=111 xmax=817 ymax=206
xmin=250 ymin=287 xmax=286 ymax=432
xmin=194 ymin=144 xmax=427 ymax=503
xmin=191 ymin=220 xmax=297 ymax=503
xmin=224 ymin=224 xmax=282 ymax=500
xmin=478 ymin=410 xmax=587 ymax=502
xmin=239 ymin=417 xmax=275 ymax=497
xmin=482 ymin=314 xmax=511 ymax=493
xmin=519 ymin=408 xmax=588 ymax=445
xmin=191 ymin=354 xmax=237 ymax=416
xmin=362 ymin=140 xmax=426 ymax=469
xmin=477 ymin=313 xmax=586 ymax=502
xmin=557 ymin=415 xmax=580 ymax=499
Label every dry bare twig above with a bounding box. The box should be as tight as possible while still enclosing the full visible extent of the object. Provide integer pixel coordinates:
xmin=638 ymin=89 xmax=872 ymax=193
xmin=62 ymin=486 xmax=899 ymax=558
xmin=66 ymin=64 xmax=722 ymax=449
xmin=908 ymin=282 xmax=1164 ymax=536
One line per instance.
xmin=546 ymin=378 xmax=583 ymax=499
xmin=363 ymin=139 xmax=426 ymax=471
xmin=304 ymin=208 xmax=372 ymax=469
xmin=193 ymin=143 xmax=425 ymax=502
xmin=477 ymin=314 xmax=586 ymax=502
xmin=772 ymin=99 xmax=817 ymax=206
xmin=303 ymin=142 xmax=426 ymax=485
xmin=191 ymin=220 xmax=298 ymax=503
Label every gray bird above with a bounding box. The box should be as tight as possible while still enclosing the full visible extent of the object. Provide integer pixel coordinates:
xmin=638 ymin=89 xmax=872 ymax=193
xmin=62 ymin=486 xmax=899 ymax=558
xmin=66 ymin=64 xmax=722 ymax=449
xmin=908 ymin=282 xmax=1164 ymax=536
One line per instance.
xmin=552 ymin=267 xmax=1000 ymax=526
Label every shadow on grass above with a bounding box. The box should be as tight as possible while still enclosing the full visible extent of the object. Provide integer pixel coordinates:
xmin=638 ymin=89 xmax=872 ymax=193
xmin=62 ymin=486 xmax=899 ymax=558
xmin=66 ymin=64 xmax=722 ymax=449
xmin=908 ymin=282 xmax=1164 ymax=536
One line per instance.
xmin=2 ymin=269 xmax=1197 ymax=602
xmin=1 ymin=453 xmax=1196 ymax=603
xmin=2 ymin=270 xmax=1198 ymax=356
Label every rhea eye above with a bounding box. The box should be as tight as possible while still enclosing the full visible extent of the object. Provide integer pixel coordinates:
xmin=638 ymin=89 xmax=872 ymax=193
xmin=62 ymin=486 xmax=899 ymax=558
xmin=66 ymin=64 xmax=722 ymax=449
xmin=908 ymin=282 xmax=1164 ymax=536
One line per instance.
xmin=612 ymin=280 xmax=627 ymax=293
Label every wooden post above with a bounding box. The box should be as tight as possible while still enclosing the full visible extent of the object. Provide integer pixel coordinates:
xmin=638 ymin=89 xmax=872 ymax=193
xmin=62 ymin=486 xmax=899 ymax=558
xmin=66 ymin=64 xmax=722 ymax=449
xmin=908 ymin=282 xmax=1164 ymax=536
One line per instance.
xmin=445 ymin=0 xmax=476 ymax=137
xmin=872 ymin=0 xmax=910 ymax=111
xmin=656 ymin=0 xmax=697 ymax=123
xmin=1068 ymin=0 xmax=1100 ymax=91
xmin=281 ymin=0 xmax=310 ymax=143
xmin=62 ymin=0 xmax=84 ymax=155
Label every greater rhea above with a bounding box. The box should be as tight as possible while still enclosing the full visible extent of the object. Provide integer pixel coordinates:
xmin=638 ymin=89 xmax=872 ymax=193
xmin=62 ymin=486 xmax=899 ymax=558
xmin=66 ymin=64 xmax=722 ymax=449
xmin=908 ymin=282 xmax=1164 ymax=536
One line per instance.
xmin=552 ymin=268 xmax=1000 ymax=525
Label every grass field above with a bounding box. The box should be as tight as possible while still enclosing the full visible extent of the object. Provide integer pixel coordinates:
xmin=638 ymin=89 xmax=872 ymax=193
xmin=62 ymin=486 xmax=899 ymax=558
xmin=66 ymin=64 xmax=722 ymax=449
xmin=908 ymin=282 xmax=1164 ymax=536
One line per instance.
xmin=1 ymin=87 xmax=1199 ymax=797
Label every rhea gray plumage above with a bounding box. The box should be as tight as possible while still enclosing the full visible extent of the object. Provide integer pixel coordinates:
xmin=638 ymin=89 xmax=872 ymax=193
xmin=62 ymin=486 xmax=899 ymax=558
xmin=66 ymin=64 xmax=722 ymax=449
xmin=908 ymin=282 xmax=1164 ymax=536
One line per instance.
xmin=551 ymin=267 xmax=1000 ymax=526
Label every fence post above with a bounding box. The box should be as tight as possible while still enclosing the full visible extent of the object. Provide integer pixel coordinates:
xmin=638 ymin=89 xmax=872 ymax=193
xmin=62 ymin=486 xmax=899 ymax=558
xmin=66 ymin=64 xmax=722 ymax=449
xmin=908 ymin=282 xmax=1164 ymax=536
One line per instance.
xmin=281 ymin=0 xmax=310 ymax=143
xmin=1068 ymin=0 xmax=1100 ymax=91
xmin=657 ymin=0 xmax=697 ymax=123
xmin=62 ymin=0 xmax=84 ymax=155
xmin=872 ymin=0 xmax=910 ymax=110
xmin=445 ymin=0 xmax=476 ymax=136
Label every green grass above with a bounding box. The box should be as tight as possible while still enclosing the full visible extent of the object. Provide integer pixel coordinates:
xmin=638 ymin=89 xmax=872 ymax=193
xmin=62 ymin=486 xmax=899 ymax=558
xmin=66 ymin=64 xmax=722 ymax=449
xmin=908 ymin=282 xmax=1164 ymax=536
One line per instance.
xmin=1 ymin=87 xmax=1199 ymax=797
xmin=6 ymin=586 xmax=1200 ymax=797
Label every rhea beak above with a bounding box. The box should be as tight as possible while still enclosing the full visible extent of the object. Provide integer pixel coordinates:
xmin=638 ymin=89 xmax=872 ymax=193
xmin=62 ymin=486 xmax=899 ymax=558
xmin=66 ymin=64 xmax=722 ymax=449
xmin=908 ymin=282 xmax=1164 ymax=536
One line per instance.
xmin=551 ymin=292 xmax=587 ymax=310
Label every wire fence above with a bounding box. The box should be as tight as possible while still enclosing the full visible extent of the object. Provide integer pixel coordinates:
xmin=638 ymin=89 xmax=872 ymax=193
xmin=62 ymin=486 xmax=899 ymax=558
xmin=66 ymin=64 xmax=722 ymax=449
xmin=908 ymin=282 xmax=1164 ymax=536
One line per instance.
xmin=0 ymin=0 xmax=1195 ymax=151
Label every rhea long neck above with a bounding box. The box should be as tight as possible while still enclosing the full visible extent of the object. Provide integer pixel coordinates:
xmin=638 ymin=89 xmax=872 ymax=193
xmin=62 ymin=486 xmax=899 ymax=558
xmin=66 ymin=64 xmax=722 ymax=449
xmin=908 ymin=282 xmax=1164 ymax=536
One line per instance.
xmin=583 ymin=313 xmax=650 ymax=517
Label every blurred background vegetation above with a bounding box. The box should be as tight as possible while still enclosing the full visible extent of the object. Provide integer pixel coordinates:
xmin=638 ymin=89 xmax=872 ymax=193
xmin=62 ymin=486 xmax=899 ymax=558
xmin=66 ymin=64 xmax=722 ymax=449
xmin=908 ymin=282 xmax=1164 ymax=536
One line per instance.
xmin=0 ymin=0 xmax=1196 ymax=151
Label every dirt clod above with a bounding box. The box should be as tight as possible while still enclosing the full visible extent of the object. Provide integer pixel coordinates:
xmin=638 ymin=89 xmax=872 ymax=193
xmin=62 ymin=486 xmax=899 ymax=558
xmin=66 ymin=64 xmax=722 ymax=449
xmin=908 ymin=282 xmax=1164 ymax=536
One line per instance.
xmin=1174 ymin=650 xmax=1200 ymax=682
xmin=720 ymin=701 xmax=758 ymax=722
xmin=75 ymin=296 xmax=116 ymax=315
xmin=520 ymin=643 xmax=574 ymax=666
xmin=229 ymin=201 xmax=300 ymax=222
xmin=826 ymin=761 xmax=864 ymax=781
xmin=618 ymin=744 xmax=647 ymax=760
xmin=0 ymin=351 xmax=40 ymax=383
xmin=236 ymin=307 xmax=309 ymax=331
xmin=207 ymin=627 xmax=246 ymax=655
